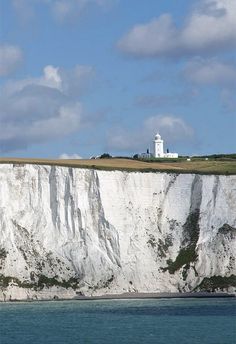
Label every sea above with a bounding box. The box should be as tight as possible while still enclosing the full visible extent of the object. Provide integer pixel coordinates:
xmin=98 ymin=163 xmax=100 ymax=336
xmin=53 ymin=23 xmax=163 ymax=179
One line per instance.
xmin=0 ymin=298 xmax=235 ymax=344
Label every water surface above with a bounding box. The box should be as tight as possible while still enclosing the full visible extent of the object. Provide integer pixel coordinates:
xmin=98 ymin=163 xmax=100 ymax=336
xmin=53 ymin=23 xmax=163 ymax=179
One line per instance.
xmin=0 ymin=298 xmax=235 ymax=344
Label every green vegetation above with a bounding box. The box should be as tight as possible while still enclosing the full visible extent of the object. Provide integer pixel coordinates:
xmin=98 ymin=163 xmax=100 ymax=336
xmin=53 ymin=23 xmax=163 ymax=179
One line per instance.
xmin=37 ymin=275 xmax=80 ymax=290
xmin=182 ymin=263 xmax=191 ymax=281
xmin=164 ymin=247 xmax=198 ymax=275
xmin=99 ymin=153 xmax=112 ymax=159
xmin=0 ymin=248 xmax=7 ymax=259
xmin=0 ymin=274 xmax=80 ymax=290
xmin=147 ymin=234 xmax=157 ymax=248
xmin=218 ymin=224 xmax=236 ymax=237
xmin=163 ymin=210 xmax=200 ymax=274
xmin=0 ymin=249 xmax=7 ymax=271
xmin=147 ymin=234 xmax=173 ymax=258
xmin=136 ymin=153 xmax=236 ymax=162
xmin=0 ymin=157 xmax=235 ymax=175
xmin=195 ymin=275 xmax=236 ymax=291
xmin=87 ymin=275 xmax=115 ymax=291
xmin=192 ymin=154 xmax=236 ymax=161
xmin=0 ymin=275 xmax=34 ymax=289
xmin=157 ymin=236 xmax=173 ymax=258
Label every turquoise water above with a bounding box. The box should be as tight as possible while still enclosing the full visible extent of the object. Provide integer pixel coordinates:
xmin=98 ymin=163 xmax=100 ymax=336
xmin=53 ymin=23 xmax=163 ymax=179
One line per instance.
xmin=0 ymin=298 xmax=235 ymax=344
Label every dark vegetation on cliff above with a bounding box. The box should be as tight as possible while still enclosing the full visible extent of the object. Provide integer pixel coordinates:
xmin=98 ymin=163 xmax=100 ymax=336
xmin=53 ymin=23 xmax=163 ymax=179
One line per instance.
xmin=195 ymin=275 xmax=236 ymax=292
xmin=0 ymin=274 xmax=80 ymax=290
xmin=162 ymin=210 xmax=200 ymax=275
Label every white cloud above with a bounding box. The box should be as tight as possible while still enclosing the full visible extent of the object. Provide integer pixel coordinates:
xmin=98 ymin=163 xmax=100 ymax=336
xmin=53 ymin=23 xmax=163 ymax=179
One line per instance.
xmin=59 ymin=153 xmax=82 ymax=159
xmin=118 ymin=0 xmax=236 ymax=57
xmin=144 ymin=115 xmax=194 ymax=141
xmin=0 ymin=45 xmax=23 ymax=76
xmin=60 ymin=65 xmax=95 ymax=96
xmin=11 ymin=0 xmax=115 ymax=23
xmin=2 ymin=65 xmax=61 ymax=96
xmin=27 ymin=102 xmax=82 ymax=140
xmin=0 ymin=64 xmax=94 ymax=152
xmin=107 ymin=115 xmax=194 ymax=152
xmin=184 ymin=58 xmax=236 ymax=86
xmin=51 ymin=0 xmax=110 ymax=21
xmin=3 ymin=64 xmax=94 ymax=96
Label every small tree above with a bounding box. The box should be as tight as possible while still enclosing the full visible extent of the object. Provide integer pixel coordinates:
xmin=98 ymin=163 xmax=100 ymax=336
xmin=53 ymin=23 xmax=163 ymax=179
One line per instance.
xmin=100 ymin=153 xmax=112 ymax=159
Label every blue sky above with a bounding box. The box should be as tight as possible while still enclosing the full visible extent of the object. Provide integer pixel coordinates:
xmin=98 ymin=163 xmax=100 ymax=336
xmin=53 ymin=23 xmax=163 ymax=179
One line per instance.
xmin=0 ymin=0 xmax=235 ymax=158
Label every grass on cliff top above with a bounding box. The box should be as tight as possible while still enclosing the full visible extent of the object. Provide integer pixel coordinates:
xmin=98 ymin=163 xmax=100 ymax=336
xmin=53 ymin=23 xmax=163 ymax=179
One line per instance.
xmin=0 ymin=157 xmax=236 ymax=175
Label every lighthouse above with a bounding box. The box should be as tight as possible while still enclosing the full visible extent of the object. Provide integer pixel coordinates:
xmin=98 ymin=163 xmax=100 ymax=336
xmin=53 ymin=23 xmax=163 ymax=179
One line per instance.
xmin=153 ymin=133 xmax=178 ymax=158
xmin=154 ymin=133 xmax=164 ymax=158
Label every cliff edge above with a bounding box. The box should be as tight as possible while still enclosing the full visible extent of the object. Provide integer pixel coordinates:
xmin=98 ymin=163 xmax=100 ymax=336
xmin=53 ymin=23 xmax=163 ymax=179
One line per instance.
xmin=0 ymin=164 xmax=235 ymax=301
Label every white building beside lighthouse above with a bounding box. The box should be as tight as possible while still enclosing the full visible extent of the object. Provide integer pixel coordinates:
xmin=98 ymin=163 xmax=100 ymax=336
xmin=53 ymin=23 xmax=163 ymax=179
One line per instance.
xmin=153 ymin=133 xmax=178 ymax=158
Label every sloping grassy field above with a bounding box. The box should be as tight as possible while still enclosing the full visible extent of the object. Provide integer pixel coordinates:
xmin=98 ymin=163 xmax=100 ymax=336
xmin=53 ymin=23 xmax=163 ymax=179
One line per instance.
xmin=0 ymin=157 xmax=236 ymax=175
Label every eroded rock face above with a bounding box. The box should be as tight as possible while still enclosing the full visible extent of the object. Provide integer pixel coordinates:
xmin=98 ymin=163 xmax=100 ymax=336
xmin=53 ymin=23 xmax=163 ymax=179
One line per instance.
xmin=0 ymin=164 xmax=235 ymax=300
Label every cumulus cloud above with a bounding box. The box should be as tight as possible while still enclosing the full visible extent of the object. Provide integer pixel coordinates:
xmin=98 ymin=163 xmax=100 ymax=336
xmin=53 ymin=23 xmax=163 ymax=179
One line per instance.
xmin=145 ymin=115 xmax=194 ymax=140
xmin=3 ymin=64 xmax=94 ymax=96
xmin=0 ymin=45 xmax=23 ymax=76
xmin=59 ymin=65 xmax=95 ymax=96
xmin=107 ymin=115 xmax=194 ymax=152
xmin=59 ymin=153 xmax=82 ymax=159
xmin=0 ymin=64 xmax=94 ymax=152
xmin=117 ymin=0 xmax=236 ymax=58
xmin=184 ymin=58 xmax=236 ymax=86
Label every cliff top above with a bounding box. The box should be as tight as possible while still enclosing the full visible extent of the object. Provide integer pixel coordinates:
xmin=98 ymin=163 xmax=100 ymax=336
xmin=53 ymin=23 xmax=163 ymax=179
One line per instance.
xmin=0 ymin=158 xmax=236 ymax=175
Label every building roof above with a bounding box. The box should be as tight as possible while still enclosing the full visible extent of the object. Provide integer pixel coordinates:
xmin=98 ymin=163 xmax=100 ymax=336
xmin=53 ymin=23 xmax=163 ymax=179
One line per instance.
xmin=155 ymin=133 xmax=161 ymax=140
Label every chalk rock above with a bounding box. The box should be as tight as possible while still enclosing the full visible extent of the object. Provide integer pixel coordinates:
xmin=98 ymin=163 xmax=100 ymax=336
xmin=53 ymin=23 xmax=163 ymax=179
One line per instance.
xmin=0 ymin=164 xmax=235 ymax=300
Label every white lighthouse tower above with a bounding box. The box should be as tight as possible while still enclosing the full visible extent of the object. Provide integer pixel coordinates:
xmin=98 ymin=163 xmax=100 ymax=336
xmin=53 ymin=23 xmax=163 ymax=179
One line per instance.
xmin=154 ymin=133 xmax=164 ymax=158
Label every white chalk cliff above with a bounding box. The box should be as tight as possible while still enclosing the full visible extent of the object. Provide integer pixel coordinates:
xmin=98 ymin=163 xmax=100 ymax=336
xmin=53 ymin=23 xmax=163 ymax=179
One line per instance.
xmin=0 ymin=164 xmax=235 ymax=301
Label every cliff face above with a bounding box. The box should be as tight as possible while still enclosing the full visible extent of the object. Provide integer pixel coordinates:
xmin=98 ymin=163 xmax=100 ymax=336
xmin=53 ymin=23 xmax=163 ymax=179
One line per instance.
xmin=0 ymin=164 xmax=235 ymax=300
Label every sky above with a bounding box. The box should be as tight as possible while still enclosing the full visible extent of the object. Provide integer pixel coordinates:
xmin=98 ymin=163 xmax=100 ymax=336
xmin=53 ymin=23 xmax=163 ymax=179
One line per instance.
xmin=0 ymin=0 xmax=235 ymax=158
